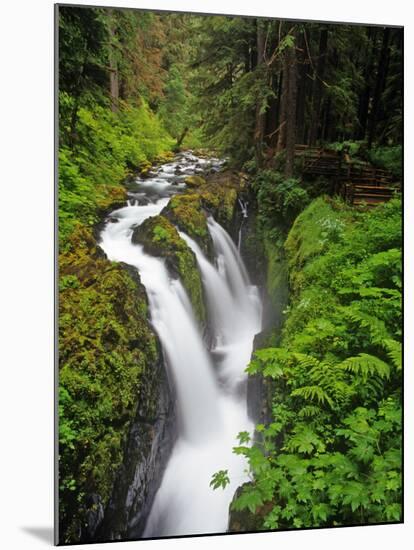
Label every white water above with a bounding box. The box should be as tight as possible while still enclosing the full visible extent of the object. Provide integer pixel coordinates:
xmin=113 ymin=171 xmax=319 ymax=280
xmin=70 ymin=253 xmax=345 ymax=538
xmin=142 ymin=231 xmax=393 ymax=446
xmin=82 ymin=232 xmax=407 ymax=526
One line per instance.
xmin=99 ymin=153 xmax=262 ymax=538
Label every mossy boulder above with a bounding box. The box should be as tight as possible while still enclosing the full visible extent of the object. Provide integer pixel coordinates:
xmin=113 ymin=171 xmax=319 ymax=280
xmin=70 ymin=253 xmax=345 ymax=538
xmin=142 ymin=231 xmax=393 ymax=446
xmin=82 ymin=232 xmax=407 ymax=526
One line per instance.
xmin=162 ymin=193 xmax=210 ymax=246
xmin=155 ymin=150 xmax=175 ymax=164
xmin=161 ymin=170 xmax=248 ymax=252
xmin=185 ymin=175 xmax=206 ymax=188
xmin=131 ymin=215 xmax=206 ymax=324
xmin=199 ymin=185 xmax=238 ymax=226
xmin=96 ymin=185 xmax=128 ymax=217
xmin=138 ymin=160 xmax=152 ymax=177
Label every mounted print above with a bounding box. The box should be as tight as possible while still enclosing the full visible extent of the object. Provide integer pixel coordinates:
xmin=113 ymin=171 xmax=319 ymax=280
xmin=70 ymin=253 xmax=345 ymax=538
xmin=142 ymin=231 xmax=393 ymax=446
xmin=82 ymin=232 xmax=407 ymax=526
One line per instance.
xmin=56 ymin=3 xmax=403 ymax=545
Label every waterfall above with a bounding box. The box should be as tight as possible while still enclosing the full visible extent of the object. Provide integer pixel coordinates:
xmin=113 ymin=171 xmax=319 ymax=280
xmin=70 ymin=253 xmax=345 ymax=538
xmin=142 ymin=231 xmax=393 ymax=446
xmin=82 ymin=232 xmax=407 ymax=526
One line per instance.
xmin=180 ymin=227 xmax=262 ymax=388
xmin=100 ymin=201 xmax=220 ymax=442
xmin=208 ymin=217 xmax=251 ymax=300
xmin=237 ymin=198 xmax=248 ymax=251
xmin=98 ymin=153 xmax=262 ymax=538
xmin=144 ymin=220 xmax=261 ymax=537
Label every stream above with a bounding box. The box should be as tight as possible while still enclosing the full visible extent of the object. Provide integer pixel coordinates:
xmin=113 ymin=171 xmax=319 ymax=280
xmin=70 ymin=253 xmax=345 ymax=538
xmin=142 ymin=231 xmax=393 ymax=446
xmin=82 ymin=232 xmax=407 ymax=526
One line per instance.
xmin=99 ymin=151 xmax=262 ymax=538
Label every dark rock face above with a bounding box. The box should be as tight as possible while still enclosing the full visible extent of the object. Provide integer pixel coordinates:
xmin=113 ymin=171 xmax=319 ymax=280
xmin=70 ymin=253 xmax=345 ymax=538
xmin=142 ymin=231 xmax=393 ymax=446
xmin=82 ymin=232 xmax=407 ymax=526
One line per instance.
xmin=247 ymin=331 xmax=276 ymax=426
xmin=97 ymin=347 xmax=177 ymax=541
xmin=83 ymin=494 xmax=105 ymax=541
xmin=228 ymin=197 xmax=289 ymax=533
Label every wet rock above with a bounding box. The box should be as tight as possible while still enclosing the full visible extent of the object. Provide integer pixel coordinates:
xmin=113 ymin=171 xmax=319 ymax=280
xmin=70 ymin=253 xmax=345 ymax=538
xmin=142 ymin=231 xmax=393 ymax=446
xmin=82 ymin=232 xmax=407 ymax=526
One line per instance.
xmin=82 ymin=494 xmax=105 ymax=541
xmin=131 ymin=215 xmax=207 ymax=325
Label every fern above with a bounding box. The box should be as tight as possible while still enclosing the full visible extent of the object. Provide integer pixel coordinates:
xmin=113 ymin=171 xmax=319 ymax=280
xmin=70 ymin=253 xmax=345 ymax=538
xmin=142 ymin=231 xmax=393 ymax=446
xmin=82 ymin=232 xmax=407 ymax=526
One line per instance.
xmin=339 ymin=353 xmax=391 ymax=380
xmin=382 ymin=339 xmax=402 ymax=372
xmin=291 ymin=385 xmax=334 ymax=408
xmin=343 ymin=307 xmax=390 ymax=345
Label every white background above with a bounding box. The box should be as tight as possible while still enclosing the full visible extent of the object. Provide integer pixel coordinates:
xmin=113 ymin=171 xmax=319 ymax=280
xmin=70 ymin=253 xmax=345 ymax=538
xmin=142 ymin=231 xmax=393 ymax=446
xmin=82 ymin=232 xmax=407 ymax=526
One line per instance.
xmin=0 ymin=0 xmax=412 ymax=548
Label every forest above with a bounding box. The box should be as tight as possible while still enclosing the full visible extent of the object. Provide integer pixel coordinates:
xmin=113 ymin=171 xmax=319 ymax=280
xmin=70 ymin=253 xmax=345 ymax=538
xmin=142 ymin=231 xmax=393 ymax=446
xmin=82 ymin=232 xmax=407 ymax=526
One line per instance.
xmin=57 ymin=5 xmax=402 ymax=545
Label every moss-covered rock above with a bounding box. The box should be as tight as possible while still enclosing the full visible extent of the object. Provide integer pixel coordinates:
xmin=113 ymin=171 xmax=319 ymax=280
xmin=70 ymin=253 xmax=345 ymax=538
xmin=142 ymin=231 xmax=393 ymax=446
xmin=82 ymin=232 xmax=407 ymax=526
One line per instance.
xmin=185 ymin=175 xmax=206 ymax=188
xmin=131 ymin=215 xmax=206 ymax=324
xmin=161 ymin=170 xmax=248 ymax=252
xmin=163 ymin=193 xmax=209 ymax=245
xmin=58 ymin=223 xmax=162 ymax=543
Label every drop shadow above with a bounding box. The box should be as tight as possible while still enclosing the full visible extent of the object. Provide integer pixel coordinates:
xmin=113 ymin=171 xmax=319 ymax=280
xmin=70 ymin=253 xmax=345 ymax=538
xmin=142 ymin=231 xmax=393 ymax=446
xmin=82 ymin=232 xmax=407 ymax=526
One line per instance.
xmin=21 ymin=526 xmax=54 ymax=545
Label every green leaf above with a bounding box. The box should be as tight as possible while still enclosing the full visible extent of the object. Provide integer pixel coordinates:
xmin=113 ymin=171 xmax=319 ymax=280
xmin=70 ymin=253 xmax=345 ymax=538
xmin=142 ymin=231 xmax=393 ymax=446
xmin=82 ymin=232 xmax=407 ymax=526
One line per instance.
xmin=210 ymin=469 xmax=230 ymax=490
xmin=385 ymin=503 xmax=401 ymax=522
xmin=237 ymin=431 xmax=251 ymax=444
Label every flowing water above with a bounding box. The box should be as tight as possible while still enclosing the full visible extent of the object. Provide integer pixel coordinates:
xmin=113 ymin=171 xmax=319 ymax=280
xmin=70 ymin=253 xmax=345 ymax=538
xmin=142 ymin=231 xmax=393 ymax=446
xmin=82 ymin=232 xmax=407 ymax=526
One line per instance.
xmin=99 ymin=151 xmax=262 ymax=538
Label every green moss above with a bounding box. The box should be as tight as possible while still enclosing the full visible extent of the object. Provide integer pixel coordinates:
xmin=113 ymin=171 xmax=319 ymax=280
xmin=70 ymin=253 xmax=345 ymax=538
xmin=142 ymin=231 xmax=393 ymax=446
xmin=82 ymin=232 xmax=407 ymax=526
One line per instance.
xmin=164 ymin=194 xmax=209 ymax=242
xmin=285 ymin=196 xmax=354 ymax=295
xmin=59 ymin=100 xmax=174 ymax=244
xmin=162 ymin=170 xmax=246 ymax=249
xmin=132 ymin=215 xmax=206 ymax=323
xmin=264 ymin=231 xmax=287 ymax=304
xmin=200 ymin=185 xmax=238 ymax=226
xmin=185 ymin=175 xmax=206 ymax=188
xmin=59 ymin=224 xmax=159 ymax=540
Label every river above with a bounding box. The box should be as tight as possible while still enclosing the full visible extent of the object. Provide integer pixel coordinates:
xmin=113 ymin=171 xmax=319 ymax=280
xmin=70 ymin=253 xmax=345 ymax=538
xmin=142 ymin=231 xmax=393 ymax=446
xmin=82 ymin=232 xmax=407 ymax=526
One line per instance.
xmin=99 ymin=151 xmax=262 ymax=538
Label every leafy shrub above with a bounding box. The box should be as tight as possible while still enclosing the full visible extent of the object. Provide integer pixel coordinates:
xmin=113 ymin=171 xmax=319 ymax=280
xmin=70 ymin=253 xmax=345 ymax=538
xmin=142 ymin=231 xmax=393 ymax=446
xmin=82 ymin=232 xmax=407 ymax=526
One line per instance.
xmin=367 ymin=145 xmax=402 ymax=179
xmin=254 ymin=170 xmax=310 ymax=229
xmin=326 ymin=140 xmax=364 ymax=157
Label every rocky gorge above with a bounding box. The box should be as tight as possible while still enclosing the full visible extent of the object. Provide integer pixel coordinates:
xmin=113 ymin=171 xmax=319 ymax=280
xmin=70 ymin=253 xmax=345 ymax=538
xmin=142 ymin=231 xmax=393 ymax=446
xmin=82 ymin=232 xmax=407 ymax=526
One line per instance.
xmin=59 ymin=151 xmax=272 ymax=543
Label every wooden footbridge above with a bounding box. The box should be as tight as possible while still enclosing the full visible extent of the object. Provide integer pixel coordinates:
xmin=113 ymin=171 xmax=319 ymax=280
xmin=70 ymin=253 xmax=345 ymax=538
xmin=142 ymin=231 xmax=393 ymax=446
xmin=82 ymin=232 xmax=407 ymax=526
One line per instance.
xmin=294 ymin=145 xmax=399 ymax=206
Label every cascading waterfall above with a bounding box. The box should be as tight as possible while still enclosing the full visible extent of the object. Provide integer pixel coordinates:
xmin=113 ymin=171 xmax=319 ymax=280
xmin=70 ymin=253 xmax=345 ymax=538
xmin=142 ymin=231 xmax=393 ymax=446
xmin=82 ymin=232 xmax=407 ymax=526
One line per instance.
xmin=237 ymin=198 xmax=248 ymax=251
xmin=100 ymin=200 xmax=220 ymax=442
xmin=99 ymin=152 xmax=262 ymax=538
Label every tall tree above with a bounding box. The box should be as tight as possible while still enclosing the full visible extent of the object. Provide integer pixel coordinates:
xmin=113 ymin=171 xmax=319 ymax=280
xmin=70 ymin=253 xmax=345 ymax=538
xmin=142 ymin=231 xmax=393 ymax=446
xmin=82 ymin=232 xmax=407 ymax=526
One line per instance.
xmin=308 ymin=27 xmax=328 ymax=145
xmin=284 ymin=30 xmax=298 ymax=177
xmin=368 ymin=28 xmax=391 ymax=147
xmin=254 ymin=19 xmax=266 ymax=166
xmin=107 ymin=10 xmax=119 ymax=112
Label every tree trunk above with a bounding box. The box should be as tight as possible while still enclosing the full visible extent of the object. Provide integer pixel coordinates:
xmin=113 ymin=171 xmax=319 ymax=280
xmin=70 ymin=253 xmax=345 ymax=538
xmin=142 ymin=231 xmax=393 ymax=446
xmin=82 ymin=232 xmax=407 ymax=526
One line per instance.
xmin=308 ymin=28 xmax=328 ymax=145
xmin=276 ymin=69 xmax=287 ymax=153
xmin=265 ymin=73 xmax=280 ymax=150
xmin=368 ymin=28 xmax=390 ymax=148
xmin=254 ymin=20 xmax=266 ymax=166
xmin=175 ymin=127 xmax=189 ymax=150
xmin=108 ymin=10 xmax=119 ymax=112
xmin=295 ymin=30 xmax=307 ymax=145
xmin=285 ymin=35 xmax=297 ymax=177
xmin=356 ymin=28 xmax=376 ymax=140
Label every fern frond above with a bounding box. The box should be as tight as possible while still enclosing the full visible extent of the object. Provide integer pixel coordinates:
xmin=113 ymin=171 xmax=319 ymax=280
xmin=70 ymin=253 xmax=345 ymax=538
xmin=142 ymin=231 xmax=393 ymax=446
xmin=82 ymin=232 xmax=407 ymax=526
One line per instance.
xmin=298 ymin=405 xmax=322 ymax=418
xmin=291 ymin=385 xmax=334 ymax=408
xmin=382 ymin=339 xmax=402 ymax=372
xmin=343 ymin=307 xmax=390 ymax=345
xmin=339 ymin=353 xmax=390 ymax=380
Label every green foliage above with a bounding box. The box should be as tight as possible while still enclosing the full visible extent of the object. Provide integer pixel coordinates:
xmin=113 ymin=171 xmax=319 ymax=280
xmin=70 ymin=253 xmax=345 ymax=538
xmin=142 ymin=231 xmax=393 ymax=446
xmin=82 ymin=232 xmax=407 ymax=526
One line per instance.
xmin=367 ymin=145 xmax=402 ymax=179
xmin=326 ymin=140 xmax=364 ymax=156
xmin=59 ymin=98 xmax=173 ymax=245
xmin=213 ymin=196 xmax=402 ymax=530
xmin=158 ymin=65 xmax=191 ymax=140
xmin=254 ymin=171 xmax=310 ymax=230
xmin=210 ymin=470 xmax=230 ymax=490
